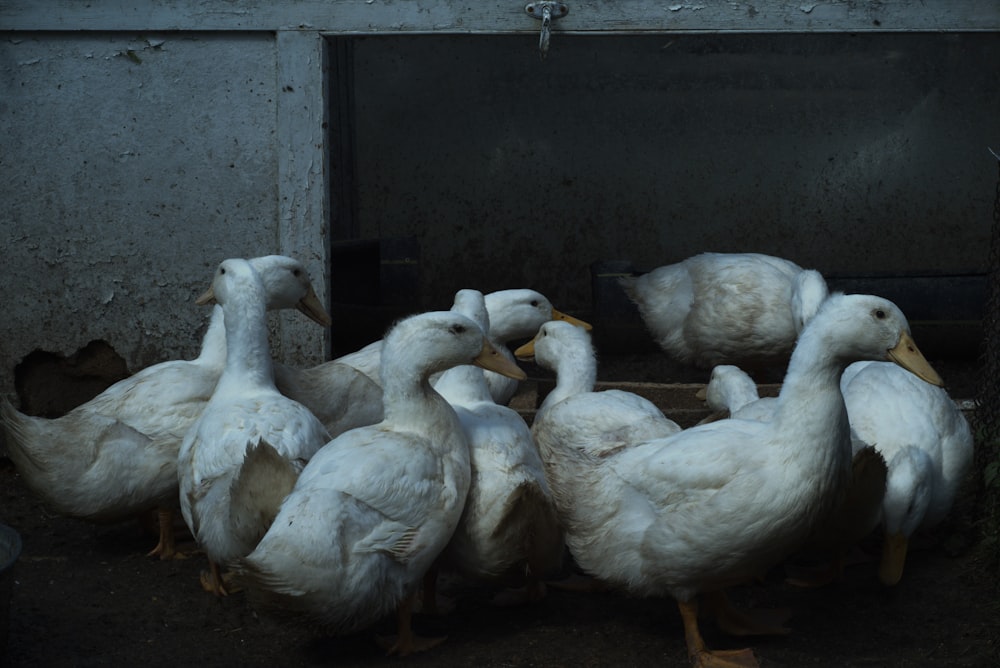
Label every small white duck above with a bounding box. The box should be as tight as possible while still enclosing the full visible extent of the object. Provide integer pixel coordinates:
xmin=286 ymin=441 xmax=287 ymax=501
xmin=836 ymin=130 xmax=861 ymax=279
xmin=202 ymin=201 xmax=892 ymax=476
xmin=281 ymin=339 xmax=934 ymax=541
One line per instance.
xmin=701 ymin=364 xmax=773 ymax=419
xmin=234 ymin=310 xmax=526 ymax=656
xmin=177 ymin=258 xmax=331 ymax=595
xmin=620 ymin=252 xmax=829 ymax=369
xmin=1 ymin=255 xmax=329 ymax=560
xmin=840 ymin=359 xmax=974 ymax=585
xmin=432 ymin=290 xmax=563 ymax=605
xmin=334 ymin=288 xmax=591 ymax=404
xmin=514 ymin=320 xmax=682 ymax=460
xmin=527 ymin=294 xmax=941 ymax=667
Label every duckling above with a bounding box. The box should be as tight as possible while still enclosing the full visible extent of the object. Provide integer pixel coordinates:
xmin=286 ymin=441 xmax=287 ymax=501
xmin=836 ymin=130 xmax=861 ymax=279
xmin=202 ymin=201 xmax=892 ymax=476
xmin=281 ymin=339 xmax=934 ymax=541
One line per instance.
xmin=840 ymin=360 xmax=973 ymax=585
xmin=177 ymin=258 xmax=331 ymax=595
xmin=234 ymin=310 xmax=525 ymax=656
xmin=1 ymin=255 xmax=329 ymax=560
xmin=527 ymin=294 xmax=940 ymax=667
xmin=620 ymin=252 xmax=828 ymax=369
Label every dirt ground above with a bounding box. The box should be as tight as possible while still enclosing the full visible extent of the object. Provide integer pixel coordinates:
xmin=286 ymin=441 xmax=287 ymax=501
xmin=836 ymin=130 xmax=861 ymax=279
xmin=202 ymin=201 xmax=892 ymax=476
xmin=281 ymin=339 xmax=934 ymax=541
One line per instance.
xmin=2 ymin=354 xmax=998 ymax=668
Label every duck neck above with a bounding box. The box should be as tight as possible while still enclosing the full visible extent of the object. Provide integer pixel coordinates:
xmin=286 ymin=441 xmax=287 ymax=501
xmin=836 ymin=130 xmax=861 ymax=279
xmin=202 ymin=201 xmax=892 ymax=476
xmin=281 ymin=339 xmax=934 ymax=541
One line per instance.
xmin=727 ymin=384 xmax=759 ymax=413
xmin=773 ymin=324 xmax=852 ymax=471
xmin=378 ymin=342 xmax=451 ymax=423
xmin=383 ymin=370 xmax=457 ymax=430
xmin=217 ymin=285 xmax=275 ymax=392
xmin=195 ymin=305 xmax=228 ymax=369
xmin=541 ymin=345 xmax=598 ymax=413
xmin=434 ymin=364 xmax=493 ymax=406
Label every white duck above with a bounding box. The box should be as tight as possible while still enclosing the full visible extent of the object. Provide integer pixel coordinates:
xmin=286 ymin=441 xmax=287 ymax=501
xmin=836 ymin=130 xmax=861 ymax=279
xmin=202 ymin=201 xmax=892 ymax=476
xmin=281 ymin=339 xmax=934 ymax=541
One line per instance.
xmin=527 ymin=294 xmax=941 ymax=667
xmin=479 ymin=289 xmax=592 ymax=404
xmin=513 ymin=320 xmax=682 ymax=594
xmin=334 ymin=288 xmax=590 ymax=404
xmin=0 ymin=255 xmax=329 ymax=560
xmin=619 ymin=252 xmax=829 ymax=369
xmin=699 ymin=364 xmax=888 ymax=587
xmin=233 ymin=310 xmax=525 ymax=656
xmin=700 ymin=364 xmax=774 ymax=420
xmin=177 ymin=258 xmax=331 ymax=595
xmin=514 ymin=320 xmax=682 ymax=460
xmin=840 ymin=359 xmax=974 ymax=585
xmin=431 ymin=290 xmax=563 ymax=605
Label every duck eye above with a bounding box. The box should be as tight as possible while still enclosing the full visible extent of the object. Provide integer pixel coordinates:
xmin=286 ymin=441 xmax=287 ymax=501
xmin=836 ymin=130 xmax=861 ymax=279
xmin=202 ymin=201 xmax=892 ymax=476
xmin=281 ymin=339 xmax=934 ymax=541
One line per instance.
xmin=219 ymin=267 xmax=226 ymax=275
xmin=874 ymin=309 xmax=886 ymax=319
xmin=449 ymin=324 xmax=466 ymax=335
xmin=293 ymin=268 xmax=301 ymax=277
xmin=531 ymin=300 xmax=540 ymax=307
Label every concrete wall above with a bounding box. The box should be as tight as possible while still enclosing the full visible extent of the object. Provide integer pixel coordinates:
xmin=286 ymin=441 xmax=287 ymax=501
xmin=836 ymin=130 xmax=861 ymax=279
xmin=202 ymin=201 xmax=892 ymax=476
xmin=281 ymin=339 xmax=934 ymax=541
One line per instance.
xmin=1 ymin=2 xmax=997 ymax=404
xmin=0 ymin=30 xmax=329 ymax=400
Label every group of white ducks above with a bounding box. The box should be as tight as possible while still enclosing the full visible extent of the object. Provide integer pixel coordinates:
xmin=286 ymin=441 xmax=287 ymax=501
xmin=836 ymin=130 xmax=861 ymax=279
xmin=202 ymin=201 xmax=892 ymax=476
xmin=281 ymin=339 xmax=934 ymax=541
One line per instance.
xmin=1 ymin=251 xmax=973 ymax=667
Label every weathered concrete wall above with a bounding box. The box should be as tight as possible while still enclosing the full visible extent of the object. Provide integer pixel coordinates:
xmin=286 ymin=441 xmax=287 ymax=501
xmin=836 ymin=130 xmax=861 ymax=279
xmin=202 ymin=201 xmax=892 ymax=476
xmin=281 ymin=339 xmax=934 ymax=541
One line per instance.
xmin=0 ymin=32 xmax=305 ymax=399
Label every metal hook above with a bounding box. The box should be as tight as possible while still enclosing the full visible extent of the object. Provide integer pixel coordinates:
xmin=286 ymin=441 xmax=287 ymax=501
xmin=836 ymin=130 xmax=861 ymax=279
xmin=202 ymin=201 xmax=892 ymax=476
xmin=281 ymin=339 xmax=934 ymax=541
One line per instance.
xmin=526 ymin=2 xmax=569 ymax=59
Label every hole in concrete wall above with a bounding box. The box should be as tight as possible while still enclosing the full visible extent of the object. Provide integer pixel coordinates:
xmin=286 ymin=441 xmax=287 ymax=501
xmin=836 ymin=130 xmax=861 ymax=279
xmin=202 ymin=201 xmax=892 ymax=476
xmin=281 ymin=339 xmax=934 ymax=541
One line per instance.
xmin=13 ymin=341 xmax=131 ymax=418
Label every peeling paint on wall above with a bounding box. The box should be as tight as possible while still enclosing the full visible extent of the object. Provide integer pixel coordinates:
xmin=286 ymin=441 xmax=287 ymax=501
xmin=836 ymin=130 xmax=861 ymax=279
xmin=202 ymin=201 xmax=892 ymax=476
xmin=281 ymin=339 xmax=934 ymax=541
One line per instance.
xmin=0 ymin=32 xmax=282 ymax=398
xmin=12 ymin=341 xmax=130 ymax=418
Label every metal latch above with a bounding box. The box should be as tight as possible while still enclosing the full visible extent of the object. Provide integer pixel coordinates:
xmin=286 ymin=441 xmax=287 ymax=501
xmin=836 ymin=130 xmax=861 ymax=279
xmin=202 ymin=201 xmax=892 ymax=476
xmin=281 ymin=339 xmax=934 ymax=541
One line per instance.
xmin=525 ymin=2 xmax=569 ymax=59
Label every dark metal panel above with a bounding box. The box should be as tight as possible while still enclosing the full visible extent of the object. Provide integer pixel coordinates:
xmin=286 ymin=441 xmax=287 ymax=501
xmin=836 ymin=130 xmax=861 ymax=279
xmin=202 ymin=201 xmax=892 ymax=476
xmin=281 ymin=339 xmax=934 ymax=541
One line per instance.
xmin=347 ymin=33 xmax=998 ymax=314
